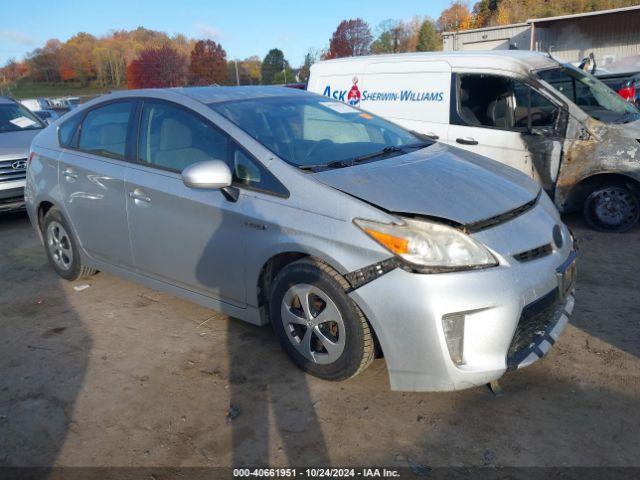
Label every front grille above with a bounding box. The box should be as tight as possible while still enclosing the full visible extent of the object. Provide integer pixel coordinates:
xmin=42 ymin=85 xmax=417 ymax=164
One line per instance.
xmin=507 ymin=288 xmax=561 ymax=368
xmin=514 ymin=243 xmax=553 ymax=263
xmin=0 ymin=158 xmax=27 ymax=183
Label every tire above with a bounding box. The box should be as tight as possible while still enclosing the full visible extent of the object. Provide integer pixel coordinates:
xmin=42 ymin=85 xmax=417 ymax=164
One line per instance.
xmin=42 ymin=207 xmax=96 ymax=281
xmin=583 ymin=185 xmax=640 ymax=233
xmin=269 ymin=258 xmax=375 ymax=381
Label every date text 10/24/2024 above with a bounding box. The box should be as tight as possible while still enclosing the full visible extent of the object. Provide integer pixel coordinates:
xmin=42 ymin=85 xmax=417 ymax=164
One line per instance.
xmin=233 ymin=468 xmax=402 ymax=478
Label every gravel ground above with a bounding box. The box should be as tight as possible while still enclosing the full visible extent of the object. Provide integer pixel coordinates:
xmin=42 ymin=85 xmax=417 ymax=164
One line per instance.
xmin=1 ymin=211 xmax=639 ymax=471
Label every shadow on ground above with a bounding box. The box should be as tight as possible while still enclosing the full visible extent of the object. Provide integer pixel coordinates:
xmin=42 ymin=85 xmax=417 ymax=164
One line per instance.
xmin=0 ymin=212 xmax=91 ymax=469
xmin=563 ymin=213 xmax=640 ymax=359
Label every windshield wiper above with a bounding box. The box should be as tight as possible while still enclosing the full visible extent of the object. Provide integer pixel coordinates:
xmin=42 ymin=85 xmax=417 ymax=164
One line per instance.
xmin=350 ymin=146 xmax=406 ymax=164
xmin=298 ymin=142 xmax=432 ymax=173
xmin=403 ymin=141 xmax=433 ymax=150
xmin=298 ymin=159 xmax=353 ymax=172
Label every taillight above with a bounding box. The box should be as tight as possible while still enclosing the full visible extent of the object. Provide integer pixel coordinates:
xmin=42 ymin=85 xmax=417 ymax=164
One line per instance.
xmin=28 ymin=152 xmax=36 ymax=167
xmin=618 ymin=85 xmax=636 ymax=101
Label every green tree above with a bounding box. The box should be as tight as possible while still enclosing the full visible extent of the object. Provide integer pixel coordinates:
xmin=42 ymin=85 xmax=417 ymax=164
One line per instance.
xmin=416 ymin=19 xmax=440 ymax=51
xmin=298 ymin=49 xmax=319 ymax=83
xmin=261 ymin=48 xmax=289 ymax=85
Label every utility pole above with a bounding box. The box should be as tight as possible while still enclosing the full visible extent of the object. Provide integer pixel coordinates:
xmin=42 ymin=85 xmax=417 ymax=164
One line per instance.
xmin=283 ymin=58 xmax=287 ymax=84
xmin=234 ymin=60 xmax=240 ymax=86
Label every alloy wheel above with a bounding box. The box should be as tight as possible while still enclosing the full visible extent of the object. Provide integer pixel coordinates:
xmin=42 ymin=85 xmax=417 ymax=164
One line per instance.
xmin=280 ymin=283 xmax=346 ymax=365
xmin=46 ymin=221 xmax=74 ymax=271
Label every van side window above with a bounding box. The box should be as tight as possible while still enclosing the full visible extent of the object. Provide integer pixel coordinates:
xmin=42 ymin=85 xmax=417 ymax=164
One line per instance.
xmin=456 ymin=74 xmax=559 ymax=133
xmin=78 ymin=101 xmax=134 ymax=159
xmin=513 ymin=84 xmax=560 ymax=130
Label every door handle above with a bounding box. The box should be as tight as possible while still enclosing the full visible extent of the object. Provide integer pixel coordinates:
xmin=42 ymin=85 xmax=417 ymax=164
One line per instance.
xmin=128 ymin=189 xmax=151 ymax=203
xmin=62 ymin=168 xmax=78 ymax=180
xmin=456 ymin=137 xmax=478 ymax=146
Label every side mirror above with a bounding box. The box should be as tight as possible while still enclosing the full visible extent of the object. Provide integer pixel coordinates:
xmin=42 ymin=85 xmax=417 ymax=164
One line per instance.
xmin=182 ymin=160 xmax=232 ymax=190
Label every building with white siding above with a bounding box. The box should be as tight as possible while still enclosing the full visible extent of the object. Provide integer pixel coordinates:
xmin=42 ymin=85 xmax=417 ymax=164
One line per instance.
xmin=442 ymin=5 xmax=640 ymax=70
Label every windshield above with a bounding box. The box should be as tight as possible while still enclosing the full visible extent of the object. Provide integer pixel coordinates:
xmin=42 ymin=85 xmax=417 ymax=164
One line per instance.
xmin=537 ymin=65 xmax=640 ymax=123
xmin=0 ymin=103 xmax=45 ymax=133
xmin=210 ymin=95 xmax=429 ymax=170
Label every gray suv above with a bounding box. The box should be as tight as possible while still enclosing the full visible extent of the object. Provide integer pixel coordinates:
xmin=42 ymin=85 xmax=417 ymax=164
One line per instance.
xmin=0 ymin=96 xmax=45 ymax=212
xmin=25 ymin=87 xmax=576 ymax=391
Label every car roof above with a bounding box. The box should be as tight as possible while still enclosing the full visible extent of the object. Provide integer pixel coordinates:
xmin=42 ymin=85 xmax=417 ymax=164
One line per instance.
xmin=98 ymin=85 xmax=309 ymax=106
xmin=176 ymin=85 xmax=308 ymax=104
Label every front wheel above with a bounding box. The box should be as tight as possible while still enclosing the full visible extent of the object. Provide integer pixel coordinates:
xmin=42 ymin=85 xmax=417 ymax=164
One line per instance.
xmin=583 ymin=185 xmax=639 ymax=232
xmin=269 ymin=259 xmax=375 ymax=381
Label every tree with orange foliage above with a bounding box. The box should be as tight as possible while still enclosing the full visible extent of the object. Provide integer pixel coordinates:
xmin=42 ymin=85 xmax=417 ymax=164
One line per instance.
xmin=189 ymin=40 xmax=227 ymax=86
xmin=437 ymin=1 xmax=474 ymax=31
xmin=126 ymin=45 xmax=188 ymax=89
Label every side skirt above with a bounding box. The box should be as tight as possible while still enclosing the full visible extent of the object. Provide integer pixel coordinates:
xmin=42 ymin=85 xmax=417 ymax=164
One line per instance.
xmin=82 ymin=253 xmax=266 ymax=326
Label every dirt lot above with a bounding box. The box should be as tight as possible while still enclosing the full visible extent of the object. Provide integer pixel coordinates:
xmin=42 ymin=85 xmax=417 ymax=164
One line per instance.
xmin=1 ymin=211 xmax=639 ymax=472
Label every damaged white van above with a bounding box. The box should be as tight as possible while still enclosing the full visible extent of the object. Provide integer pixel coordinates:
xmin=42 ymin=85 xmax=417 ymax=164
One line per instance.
xmin=309 ymin=51 xmax=640 ymax=232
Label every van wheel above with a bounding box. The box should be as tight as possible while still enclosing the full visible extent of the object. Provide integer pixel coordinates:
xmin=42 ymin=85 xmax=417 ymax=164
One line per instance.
xmin=583 ymin=185 xmax=639 ymax=232
xmin=269 ymin=258 xmax=375 ymax=381
xmin=42 ymin=208 xmax=96 ymax=281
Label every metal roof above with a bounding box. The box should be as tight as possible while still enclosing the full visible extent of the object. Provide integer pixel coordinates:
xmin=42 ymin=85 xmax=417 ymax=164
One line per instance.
xmin=528 ymin=4 xmax=640 ymax=24
xmin=442 ymin=22 xmax=529 ymax=36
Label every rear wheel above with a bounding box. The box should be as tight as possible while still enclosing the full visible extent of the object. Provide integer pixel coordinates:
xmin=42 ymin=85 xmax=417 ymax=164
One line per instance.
xmin=269 ymin=258 xmax=375 ymax=381
xmin=42 ymin=208 xmax=96 ymax=281
xmin=583 ymin=185 xmax=639 ymax=232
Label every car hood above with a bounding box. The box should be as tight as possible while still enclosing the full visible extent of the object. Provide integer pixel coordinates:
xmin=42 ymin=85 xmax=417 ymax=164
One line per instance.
xmin=312 ymin=143 xmax=541 ymax=225
xmin=0 ymin=129 xmax=41 ymax=159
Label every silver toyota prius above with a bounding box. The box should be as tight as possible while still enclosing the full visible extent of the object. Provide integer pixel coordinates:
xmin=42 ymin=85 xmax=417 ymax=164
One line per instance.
xmin=25 ymin=86 xmax=577 ymax=392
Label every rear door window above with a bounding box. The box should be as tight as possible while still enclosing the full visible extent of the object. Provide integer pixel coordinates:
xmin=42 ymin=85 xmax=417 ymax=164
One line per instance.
xmin=78 ymin=101 xmax=134 ymax=159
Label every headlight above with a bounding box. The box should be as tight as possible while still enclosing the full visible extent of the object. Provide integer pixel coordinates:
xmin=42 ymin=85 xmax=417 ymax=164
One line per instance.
xmin=354 ymin=217 xmax=498 ymax=272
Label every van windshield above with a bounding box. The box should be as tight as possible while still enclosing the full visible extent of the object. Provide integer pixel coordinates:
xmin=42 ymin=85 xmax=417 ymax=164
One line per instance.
xmin=537 ymin=65 xmax=640 ymax=123
xmin=209 ymin=95 xmax=430 ymax=171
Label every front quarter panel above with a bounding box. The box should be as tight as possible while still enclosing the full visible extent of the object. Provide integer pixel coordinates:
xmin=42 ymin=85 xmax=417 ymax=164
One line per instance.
xmin=555 ymin=118 xmax=640 ymax=211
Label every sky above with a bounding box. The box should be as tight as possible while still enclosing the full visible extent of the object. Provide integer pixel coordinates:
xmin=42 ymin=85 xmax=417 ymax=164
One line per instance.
xmin=0 ymin=0 xmax=451 ymax=66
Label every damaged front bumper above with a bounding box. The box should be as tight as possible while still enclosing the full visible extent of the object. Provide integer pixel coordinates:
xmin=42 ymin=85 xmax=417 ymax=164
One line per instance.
xmin=348 ymin=199 xmax=576 ymax=392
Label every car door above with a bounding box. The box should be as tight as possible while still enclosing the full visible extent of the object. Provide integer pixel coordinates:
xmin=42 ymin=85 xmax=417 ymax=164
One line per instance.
xmin=447 ymin=73 xmax=566 ymax=193
xmin=124 ymin=99 xmax=249 ymax=306
xmin=58 ymin=100 xmax=135 ymax=267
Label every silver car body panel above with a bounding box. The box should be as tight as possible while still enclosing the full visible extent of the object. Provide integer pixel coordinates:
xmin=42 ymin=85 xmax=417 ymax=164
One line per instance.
xmin=25 ymin=86 xmax=575 ymax=391
xmin=313 ymin=142 xmax=541 ymax=224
